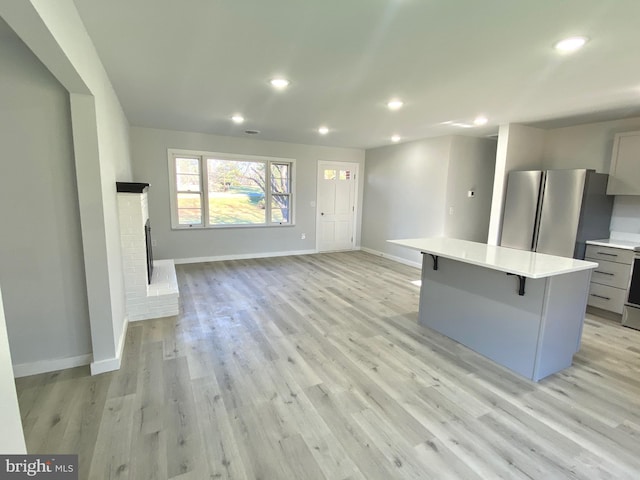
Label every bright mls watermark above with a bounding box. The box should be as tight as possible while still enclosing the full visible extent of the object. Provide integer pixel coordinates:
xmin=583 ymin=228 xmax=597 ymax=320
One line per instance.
xmin=0 ymin=455 xmax=77 ymax=479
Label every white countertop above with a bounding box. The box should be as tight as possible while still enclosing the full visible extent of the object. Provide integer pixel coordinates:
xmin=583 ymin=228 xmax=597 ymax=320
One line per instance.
xmin=388 ymin=238 xmax=598 ymax=279
xmin=586 ymin=238 xmax=640 ymax=250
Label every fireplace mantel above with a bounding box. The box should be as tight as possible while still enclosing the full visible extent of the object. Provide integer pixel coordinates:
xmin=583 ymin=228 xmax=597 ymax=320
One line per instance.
xmin=116 ymin=182 xmax=149 ymax=194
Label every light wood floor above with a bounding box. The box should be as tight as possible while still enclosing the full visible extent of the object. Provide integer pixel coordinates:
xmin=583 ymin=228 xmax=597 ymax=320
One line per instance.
xmin=15 ymin=251 xmax=640 ymax=479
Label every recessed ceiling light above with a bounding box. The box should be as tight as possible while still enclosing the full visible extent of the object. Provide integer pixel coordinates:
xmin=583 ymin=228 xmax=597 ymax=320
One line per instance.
xmin=318 ymin=126 xmax=329 ymax=135
xmin=554 ymin=36 xmax=588 ymax=52
xmin=231 ymin=114 xmax=244 ymax=124
xmin=270 ymin=77 xmax=290 ymax=89
xmin=387 ymin=99 xmax=404 ymax=110
xmin=473 ymin=116 xmax=488 ymax=126
xmin=391 ymin=135 xmax=401 ymax=143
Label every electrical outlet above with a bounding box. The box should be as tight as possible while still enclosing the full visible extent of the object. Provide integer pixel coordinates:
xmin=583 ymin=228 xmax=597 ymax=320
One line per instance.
xmin=467 ymin=190 xmax=475 ymax=198
xmin=449 ymin=206 xmax=455 ymax=215
xmin=301 ymin=233 xmax=306 ymax=240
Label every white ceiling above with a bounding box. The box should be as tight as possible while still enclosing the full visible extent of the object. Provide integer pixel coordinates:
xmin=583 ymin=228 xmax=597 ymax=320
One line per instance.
xmin=71 ymin=0 xmax=640 ymax=149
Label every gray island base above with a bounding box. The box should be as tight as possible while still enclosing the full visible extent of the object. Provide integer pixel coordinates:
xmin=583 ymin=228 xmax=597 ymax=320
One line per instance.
xmin=390 ymin=238 xmax=598 ymax=382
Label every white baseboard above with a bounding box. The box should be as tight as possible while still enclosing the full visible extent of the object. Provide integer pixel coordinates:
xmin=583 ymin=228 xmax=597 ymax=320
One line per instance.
xmin=13 ymin=353 xmax=92 ymax=378
xmin=90 ymin=356 xmax=120 ymax=376
xmin=90 ymin=315 xmax=129 ymax=376
xmin=360 ymin=247 xmax=422 ymax=269
xmin=13 ymin=316 xmax=130 ymax=377
xmin=173 ymin=249 xmax=318 ymax=265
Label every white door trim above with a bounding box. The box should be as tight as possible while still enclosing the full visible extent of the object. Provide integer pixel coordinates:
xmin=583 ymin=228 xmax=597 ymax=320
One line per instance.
xmin=316 ymin=161 xmax=360 ymax=252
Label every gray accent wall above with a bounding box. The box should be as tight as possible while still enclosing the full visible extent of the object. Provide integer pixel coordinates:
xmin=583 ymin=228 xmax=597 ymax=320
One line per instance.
xmin=0 ymin=36 xmax=91 ymax=365
xmin=361 ymin=135 xmax=496 ymax=265
xmin=445 ymin=136 xmax=497 ymax=242
xmin=362 ymin=137 xmax=450 ymax=265
xmin=131 ymin=127 xmax=365 ymax=261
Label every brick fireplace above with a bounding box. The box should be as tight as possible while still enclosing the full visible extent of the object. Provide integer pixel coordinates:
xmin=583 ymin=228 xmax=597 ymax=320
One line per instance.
xmin=116 ymin=182 xmax=179 ymax=321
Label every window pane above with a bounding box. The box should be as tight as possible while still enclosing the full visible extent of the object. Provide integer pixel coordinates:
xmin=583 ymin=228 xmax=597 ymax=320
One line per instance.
xmin=271 ymin=163 xmax=290 ymax=194
xmin=207 ymin=158 xmax=267 ymax=225
xmin=272 ymin=195 xmax=290 ymax=223
xmin=176 ymin=157 xmax=199 ymax=174
xmin=178 ymin=209 xmax=202 ymax=225
xmin=339 ymin=170 xmax=351 ymax=180
xmin=176 ymin=173 xmax=200 ymax=191
xmin=177 ymin=194 xmax=202 ymax=225
xmin=324 ymin=169 xmax=336 ymax=180
xmin=177 ymin=193 xmax=201 ymax=208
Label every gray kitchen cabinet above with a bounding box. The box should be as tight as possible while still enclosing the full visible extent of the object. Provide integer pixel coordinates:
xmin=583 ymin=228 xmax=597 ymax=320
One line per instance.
xmin=607 ymin=131 xmax=640 ymax=195
xmin=585 ymin=244 xmax=633 ymax=314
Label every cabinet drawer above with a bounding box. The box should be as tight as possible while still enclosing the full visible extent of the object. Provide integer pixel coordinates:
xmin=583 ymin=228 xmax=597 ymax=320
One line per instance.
xmin=587 ymin=283 xmax=626 ymax=314
xmin=585 ymin=245 xmax=634 ymax=265
xmin=590 ymin=259 xmax=632 ymax=289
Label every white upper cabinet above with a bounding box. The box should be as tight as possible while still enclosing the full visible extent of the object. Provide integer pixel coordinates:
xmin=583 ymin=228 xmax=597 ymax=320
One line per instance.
xmin=607 ymin=131 xmax=640 ymax=195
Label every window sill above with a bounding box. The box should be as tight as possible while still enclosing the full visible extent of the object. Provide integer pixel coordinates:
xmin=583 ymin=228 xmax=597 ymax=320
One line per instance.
xmin=171 ymin=223 xmax=295 ymax=231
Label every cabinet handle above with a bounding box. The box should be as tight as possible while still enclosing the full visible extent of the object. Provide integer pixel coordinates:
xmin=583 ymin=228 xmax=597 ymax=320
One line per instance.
xmin=590 ymin=293 xmax=611 ymax=300
xmin=594 ymin=270 xmax=614 ymax=276
xmin=597 ymin=252 xmax=618 ymax=257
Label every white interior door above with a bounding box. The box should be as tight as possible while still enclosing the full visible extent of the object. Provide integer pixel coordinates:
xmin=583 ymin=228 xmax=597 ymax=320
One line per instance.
xmin=317 ymin=162 xmax=358 ymax=252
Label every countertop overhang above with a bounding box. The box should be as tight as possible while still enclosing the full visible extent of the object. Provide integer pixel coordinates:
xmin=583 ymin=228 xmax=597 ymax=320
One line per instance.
xmin=388 ymin=237 xmax=598 ymax=279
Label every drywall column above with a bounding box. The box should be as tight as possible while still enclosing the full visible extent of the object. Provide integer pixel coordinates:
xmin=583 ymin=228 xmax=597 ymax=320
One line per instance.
xmin=70 ymin=94 xmax=120 ymax=374
xmin=487 ymin=124 xmax=545 ymax=245
xmin=0 ymin=287 xmax=26 ymax=454
xmin=487 ymin=125 xmax=511 ymax=245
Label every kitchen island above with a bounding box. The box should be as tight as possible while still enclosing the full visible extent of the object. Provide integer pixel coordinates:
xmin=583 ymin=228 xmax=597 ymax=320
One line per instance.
xmin=389 ymin=238 xmax=598 ymax=381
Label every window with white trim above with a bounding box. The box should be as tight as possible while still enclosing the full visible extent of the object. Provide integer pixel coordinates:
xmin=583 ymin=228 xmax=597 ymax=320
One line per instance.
xmin=169 ymin=150 xmax=294 ymax=228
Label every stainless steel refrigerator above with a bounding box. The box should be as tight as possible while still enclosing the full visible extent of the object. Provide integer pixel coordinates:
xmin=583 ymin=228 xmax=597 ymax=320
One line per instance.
xmin=500 ymin=169 xmax=613 ymax=259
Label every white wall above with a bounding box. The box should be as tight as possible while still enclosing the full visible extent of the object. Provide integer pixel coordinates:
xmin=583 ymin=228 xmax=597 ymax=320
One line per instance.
xmin=131 ymin=127 xmax=364 ymax=261
xmin=1 ymin=0 xmax=134 ymax=374
xmin=0 ymin=36 xmax=92 ymax=370
xmin=0 ymin=287 xmax=26 ymax=453
xmin=445 ymin=136 xmax=497 ymax=242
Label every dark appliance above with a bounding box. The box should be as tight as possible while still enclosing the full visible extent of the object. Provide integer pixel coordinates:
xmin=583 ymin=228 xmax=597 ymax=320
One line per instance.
xmin=623 ymin=247 xmax=640 ymax=330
